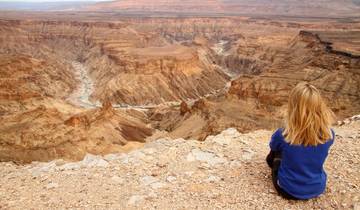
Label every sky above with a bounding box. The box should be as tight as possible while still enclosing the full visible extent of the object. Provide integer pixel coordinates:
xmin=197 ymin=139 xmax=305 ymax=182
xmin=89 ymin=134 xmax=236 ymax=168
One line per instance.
xmin=0 ymin=0 xmax=107 ymax=2
xmin=0 ymin=0 xmax=110 ymax=10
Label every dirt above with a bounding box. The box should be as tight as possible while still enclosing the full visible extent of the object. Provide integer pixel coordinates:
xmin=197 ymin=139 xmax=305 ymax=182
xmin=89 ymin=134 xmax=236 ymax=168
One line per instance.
xmin=0 ymin=118 xmax=358 ymax=209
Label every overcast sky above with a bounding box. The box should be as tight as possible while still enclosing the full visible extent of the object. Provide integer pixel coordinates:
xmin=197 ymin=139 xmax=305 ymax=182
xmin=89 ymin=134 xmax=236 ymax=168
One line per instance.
xmin=0 ymin=0 xmax=107 ymax=2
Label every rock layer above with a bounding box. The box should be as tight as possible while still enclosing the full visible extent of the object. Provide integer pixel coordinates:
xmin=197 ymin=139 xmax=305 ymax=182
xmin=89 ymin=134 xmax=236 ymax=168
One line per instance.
xmin=229 ymin=30 xmax=360 ymax=118
xmin=1 ymin=14 xmax=360 ymax=162
xmin=0 ymin=104 xmax=152 ymax=163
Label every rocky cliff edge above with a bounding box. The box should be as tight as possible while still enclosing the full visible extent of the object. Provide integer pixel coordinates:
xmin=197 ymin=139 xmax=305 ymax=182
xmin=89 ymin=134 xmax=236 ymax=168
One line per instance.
xmin=0 ymin=116 xmax=359 ymax=209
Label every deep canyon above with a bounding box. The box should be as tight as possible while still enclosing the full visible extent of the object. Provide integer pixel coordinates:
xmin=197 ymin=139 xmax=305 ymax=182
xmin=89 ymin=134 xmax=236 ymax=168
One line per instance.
xmin=0 ymin=10 xmax=359 ymax=163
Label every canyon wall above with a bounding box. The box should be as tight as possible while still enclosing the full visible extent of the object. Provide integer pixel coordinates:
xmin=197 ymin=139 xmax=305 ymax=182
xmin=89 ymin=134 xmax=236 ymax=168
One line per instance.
xmin=0 ymin=19 xmax=234 ymax=106
xmin=150 ymin=30 xmax=360 ymax=140
xmin=0 ymin=15 xmax=359 ymax=162
xmin=229 ymin=30 xmax=360 ymax=118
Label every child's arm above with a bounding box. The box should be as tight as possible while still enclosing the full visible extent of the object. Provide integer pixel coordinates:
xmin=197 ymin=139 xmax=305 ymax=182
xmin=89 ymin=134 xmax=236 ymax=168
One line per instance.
xmin=266 ymin=129 xmax=283 ymax=168
xmin=269 ymin=129 xmax=283 ymax=152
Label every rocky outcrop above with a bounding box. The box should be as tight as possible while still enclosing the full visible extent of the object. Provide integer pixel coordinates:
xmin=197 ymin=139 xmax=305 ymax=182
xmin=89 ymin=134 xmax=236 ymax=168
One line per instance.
xmin=179 ymin=101 xmax=190 ymax=116
xmin=0 ymin=54 xmax=77 ymax=114
xmin=300 ymin=30 xmax=360 ymax=58
xmin=229 ymin=31 xmax=360 ymax=119
xmin=90 ymin=44 xmax=228 ymax=105
xmin=0 ymin=121 xmax=359 ymax=209
xmin=337 ymin=114 xmax=360 ymax=126
xmin=0 ymin=106 xmax=152 ymax=163
xmin=149 ymin=96 xmax=283 ymax=141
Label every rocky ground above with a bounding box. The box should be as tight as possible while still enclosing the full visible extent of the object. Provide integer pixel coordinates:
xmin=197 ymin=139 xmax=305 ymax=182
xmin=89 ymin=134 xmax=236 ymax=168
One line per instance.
xmin=0 ymin=118 xmax=359 ymax=209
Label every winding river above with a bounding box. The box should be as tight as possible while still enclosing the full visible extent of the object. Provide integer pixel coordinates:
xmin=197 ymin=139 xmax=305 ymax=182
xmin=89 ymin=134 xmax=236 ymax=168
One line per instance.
xmin=67 ymin=62 xmax=100 ymax=109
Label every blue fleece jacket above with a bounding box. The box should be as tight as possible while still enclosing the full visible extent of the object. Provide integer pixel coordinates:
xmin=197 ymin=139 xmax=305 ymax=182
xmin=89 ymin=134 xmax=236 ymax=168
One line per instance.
xmin=269 ymin=128 xmax=335 ymax=199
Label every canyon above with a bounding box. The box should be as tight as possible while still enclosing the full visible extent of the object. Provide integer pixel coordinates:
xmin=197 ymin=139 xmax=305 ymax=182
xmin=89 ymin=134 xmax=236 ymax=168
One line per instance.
xmin=0 ymin=7 xmax=359 ymax=164
xmin=0 ymin=1 xmax=359 ymax=209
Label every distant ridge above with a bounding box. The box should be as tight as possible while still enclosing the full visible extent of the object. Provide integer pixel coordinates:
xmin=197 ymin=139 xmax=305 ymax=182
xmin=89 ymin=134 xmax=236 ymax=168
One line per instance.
xmin=1 ymin=0 xmax=360 ymax=17
xmin=86 ymin=0 xmax=360 ymax=17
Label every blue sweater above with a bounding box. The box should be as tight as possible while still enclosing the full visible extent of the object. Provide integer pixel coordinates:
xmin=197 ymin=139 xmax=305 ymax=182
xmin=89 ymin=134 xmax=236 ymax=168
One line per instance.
xmin=269 ymin=128 xmax=335 ymax=200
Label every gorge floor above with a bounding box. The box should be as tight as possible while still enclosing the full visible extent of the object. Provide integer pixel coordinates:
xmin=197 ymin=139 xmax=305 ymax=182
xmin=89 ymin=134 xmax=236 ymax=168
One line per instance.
xmin=67 ymin=62 xmax=100 ymax=109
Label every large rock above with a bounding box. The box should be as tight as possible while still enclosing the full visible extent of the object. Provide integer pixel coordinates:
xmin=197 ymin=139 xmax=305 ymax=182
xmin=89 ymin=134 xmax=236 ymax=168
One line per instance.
xmin=186 ymin=149 xmax=227 ymax=166
xmin=81 ymin=154 xmax=109 ymax=168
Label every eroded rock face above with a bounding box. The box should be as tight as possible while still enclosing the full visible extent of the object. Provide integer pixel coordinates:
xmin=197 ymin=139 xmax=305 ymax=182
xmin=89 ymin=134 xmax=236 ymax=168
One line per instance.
xmin=229 ymin=31 xmax=360 ymax=118
xmin=91 ymin=44 xmax=228 ymax=105
xmin=180 ymin=101 xmax=190 ymax=116
xmin=0 ymin=19 xmax=233 ymax=106
xmin=64 ymin=115 xmax=90 ymax=128
xmin=0 ymin=54 xmax=77 ymax=115
xmin=0 ymin=17 xmax=233 ymax=162
xmin=1 ymin=14 xmax=359 ymax=162
xmin=148 ymin=29 xmax=360 ymax=141
xmin=0 ymin=105 xmax=152 ymax=163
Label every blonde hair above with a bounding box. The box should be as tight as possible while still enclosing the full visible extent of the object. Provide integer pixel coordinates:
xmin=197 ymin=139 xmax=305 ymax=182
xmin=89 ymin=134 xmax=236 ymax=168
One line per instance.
xmin=284 ymin=82 xmax=334 ymax=146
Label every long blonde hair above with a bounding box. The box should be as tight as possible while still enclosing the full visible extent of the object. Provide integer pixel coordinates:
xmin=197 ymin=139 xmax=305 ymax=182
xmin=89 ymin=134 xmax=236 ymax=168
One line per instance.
xmin=284 ymin=82 xmax=334 ymax=146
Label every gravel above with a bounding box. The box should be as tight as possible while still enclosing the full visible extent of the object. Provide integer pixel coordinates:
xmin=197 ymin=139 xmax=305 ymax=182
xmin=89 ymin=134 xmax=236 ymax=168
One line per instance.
xmin=0 ymin=120 xmax=359 ymax=209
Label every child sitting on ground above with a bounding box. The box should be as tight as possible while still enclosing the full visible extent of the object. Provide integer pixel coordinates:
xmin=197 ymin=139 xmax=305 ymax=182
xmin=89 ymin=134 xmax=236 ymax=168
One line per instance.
xmin=266 ymin=82 xmax=335 ymax=200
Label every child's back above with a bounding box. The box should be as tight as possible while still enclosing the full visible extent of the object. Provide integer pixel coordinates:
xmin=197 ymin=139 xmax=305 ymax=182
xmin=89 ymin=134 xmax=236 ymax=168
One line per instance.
xmin=267 ymin=82 xmax=335 ymax=200
xmin=270 ymin=128 xmax=334 ymax=199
